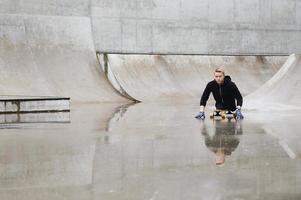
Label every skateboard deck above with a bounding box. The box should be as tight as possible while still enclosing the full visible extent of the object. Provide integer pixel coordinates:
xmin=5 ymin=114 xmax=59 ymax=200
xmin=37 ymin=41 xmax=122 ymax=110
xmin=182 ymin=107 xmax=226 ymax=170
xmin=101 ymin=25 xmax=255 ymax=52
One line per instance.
xmin=210 ymin=110 xmax=236 ymax=120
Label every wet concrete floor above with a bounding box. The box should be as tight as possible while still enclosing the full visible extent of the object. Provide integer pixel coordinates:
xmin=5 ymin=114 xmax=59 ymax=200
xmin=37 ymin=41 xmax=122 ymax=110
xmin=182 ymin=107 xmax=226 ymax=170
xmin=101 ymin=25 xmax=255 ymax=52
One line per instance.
xmin=0 ymin=102 xmax=300 ymax=200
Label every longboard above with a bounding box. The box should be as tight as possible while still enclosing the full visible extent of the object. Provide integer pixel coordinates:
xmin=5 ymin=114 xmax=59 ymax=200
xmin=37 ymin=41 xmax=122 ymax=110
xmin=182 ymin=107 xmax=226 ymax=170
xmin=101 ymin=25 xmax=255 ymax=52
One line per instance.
xmin=210 ymin=110 xmax=236 ymax=121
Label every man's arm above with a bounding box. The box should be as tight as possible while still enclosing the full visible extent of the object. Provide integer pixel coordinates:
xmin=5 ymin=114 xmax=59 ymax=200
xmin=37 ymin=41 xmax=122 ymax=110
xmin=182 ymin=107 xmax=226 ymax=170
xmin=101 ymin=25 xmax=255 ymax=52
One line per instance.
xmin=200 ymin=83 xmax=211 ymax=112
xmin=233 ymin=83 xmax=244 ymax=119
xmin=233 ymin=83 xmax=243 ymax=108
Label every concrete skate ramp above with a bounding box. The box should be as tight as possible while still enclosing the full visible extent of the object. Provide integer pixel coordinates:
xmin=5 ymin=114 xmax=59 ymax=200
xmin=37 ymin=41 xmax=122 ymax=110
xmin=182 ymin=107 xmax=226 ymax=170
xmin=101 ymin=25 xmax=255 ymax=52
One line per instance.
xmin=105 ymin=54 xmax=286 ymax=102
xmin=0 ymin=14 xmax=125 ymax=103
xmin=245 ymin=54 xmax=301 ymax=110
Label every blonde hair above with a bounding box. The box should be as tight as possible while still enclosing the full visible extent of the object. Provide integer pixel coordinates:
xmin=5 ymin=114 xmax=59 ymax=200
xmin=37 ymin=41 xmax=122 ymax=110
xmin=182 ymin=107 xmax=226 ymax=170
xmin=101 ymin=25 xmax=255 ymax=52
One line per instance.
xmin=214 ymin=68 xmax=225 ymax=75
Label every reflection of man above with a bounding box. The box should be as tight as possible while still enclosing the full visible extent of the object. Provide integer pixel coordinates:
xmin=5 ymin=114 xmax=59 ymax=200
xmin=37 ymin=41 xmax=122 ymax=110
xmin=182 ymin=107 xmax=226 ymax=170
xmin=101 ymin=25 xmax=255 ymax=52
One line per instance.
xmin=201 ymin=121 xmax=243 ymax=166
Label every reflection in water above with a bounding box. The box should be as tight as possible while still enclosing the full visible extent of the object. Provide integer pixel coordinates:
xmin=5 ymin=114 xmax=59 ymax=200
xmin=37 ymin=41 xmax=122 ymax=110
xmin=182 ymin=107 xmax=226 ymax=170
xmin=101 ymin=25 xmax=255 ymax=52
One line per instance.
xmin=0 ymin=112 xmax=70 ymax=125
xmin=105 ymin=102 xmax=137 ymax=132
xmin=201 ymin=120 xmax=243 ymax=166
xmin=2 ymin=103 xmax=301 ymax=199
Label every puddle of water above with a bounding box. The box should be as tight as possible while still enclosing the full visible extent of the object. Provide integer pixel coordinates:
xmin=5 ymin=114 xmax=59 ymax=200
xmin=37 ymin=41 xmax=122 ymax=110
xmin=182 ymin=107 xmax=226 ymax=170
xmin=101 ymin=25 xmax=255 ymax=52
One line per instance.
xmin=0 ymin=102 xmax=301 ymax=199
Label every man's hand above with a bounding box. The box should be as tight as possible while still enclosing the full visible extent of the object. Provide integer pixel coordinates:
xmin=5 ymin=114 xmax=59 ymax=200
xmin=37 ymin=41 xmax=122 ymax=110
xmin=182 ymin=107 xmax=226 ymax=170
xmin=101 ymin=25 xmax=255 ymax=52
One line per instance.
xmin=195 ymin=111 xmax=205 ymax=120
xmin=235 ymin=107 xmax=244 ymax=120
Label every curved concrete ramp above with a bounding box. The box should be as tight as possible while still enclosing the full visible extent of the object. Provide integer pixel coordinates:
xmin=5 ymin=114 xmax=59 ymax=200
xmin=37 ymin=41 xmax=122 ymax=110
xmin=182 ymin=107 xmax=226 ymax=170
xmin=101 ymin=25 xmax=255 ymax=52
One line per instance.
xmin=0 ymin=15 xmax=125 ymax=103
xmin=106 ymin=54 xmax=286 ymax=102
xmin=245 ymin=54 xmax=301 ymax=110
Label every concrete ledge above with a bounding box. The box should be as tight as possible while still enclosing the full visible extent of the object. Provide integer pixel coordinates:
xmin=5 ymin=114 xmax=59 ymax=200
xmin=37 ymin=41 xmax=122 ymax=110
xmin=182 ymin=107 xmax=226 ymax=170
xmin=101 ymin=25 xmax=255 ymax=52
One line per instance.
xmin=0 ymin=96 xmax=70 ymax=114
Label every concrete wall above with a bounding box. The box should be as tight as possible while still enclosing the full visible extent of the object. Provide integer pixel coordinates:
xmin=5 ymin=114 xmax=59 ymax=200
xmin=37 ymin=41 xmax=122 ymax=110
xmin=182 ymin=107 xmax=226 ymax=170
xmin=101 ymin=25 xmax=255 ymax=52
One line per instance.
xmin=0 ymin=1 xmax=126 ymax=102
xmin=0 ymin=0 xmax=89 ymax=16
xmin=1 ymin=0 xmax=301 ymax=55
xmin=91 ymin=0 xmax=301 ymax=55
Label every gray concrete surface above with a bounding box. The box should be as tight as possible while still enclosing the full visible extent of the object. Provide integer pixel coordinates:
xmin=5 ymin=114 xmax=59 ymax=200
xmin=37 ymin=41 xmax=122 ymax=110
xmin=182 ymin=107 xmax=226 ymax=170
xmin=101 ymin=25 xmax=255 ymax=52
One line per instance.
xmin=0 ymin=0 xmax=299 ymax=102
xmin=91 ymin=0 xmax=301 ymax=55
xmin=245 ymin=54 xmax=301 ymax=110
xmin=0 ymin=103 xmax=301 ymax=200
xmin=1 ymin=1 xmax=301 ymax=199
xmin=0 ymin=14 xmax=125 ymax=103
xmin=1 ymin=0 xmax=301 ymax=55
xmin=0 ymin=103 xmax=123 ymax=199
xmin=105 ymin=54 xmax=286 ymax=102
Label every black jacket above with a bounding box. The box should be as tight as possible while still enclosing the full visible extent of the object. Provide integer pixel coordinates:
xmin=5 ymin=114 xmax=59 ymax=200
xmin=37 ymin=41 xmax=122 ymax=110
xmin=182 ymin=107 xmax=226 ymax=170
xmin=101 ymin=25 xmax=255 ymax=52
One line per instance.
xmin=200 ymin=76 xmax=243 ymax=111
